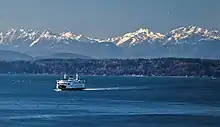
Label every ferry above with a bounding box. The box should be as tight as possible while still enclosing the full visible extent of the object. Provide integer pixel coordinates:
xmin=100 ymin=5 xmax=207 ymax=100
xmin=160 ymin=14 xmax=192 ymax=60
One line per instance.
xmin=56 ymin=73 xmax=85 ymax=91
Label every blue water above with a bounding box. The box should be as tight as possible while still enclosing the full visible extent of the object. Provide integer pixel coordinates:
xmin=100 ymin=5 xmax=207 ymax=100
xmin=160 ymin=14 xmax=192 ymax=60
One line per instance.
xmin=0 ymin=75 xmax=219 ymax=127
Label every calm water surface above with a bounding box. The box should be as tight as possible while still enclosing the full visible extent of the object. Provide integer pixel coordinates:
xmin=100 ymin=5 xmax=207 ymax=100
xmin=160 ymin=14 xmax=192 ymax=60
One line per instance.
xmin=0 ymin=75 xmax=219 ymax=127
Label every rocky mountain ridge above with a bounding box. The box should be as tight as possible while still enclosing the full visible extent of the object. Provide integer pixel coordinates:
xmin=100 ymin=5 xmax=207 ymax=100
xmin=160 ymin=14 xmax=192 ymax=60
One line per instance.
xmin=0 ymin=25 xmax=219 ymax=58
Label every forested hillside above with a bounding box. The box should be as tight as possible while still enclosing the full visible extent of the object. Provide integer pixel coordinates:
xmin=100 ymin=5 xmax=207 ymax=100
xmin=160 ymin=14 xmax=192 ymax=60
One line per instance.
xmin=0 ymin=58 xmax=220 ymax=77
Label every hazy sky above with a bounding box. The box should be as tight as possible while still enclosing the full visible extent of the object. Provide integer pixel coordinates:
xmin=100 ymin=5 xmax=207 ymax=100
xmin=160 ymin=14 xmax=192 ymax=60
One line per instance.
xmin=0 ymin=0 xmax=219 ymax=38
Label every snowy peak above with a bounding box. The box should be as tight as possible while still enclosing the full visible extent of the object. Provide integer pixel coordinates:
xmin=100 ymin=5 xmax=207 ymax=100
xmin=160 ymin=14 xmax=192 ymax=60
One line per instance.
xmin=0 ymin=25 xmax=219 ymax=48
xmin=30 ymin=29 xmax=57 ymax=47
xmin=38 ymin=29 xmax=59 ymax=40
xmin=60 ymin=32 xmax=76 ymax=39
xmin=106 ymin=28 xmax=165 ymax=46
xmin=0 ymin=28 xmax=39 ymax=44
xmin=170 ymin=25 xmax=202 ymax=34
xmin=166 ymin=25 xmax=220 ymax=42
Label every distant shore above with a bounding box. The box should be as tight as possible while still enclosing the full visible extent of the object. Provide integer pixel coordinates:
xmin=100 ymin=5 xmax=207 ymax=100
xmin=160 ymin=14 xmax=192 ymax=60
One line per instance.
xmin=0 ymin=73 xmax=218 ymax=80
xmin=0 ymin=57 xmax=220 ymax=78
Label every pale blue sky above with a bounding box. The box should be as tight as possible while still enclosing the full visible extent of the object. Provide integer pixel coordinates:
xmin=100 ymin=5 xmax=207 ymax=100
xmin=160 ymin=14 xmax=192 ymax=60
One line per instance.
xmin=0 ymin=0 xmax=219 ymax=38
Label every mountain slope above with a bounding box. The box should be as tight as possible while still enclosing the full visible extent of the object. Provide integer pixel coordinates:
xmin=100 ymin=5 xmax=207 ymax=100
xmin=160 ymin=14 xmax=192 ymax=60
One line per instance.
xmin=0 ymin=50 xmax=33 ymax=61
xmin=0 ymin=25 xmax=219 ymax=59
xmin=35 ymin=52 xmax=93 ymax=60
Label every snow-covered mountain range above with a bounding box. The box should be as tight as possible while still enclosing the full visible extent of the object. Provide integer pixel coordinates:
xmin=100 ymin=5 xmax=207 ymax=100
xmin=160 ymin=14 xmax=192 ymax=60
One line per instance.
xmin=0 ymin=25 xmax=220 ymax=59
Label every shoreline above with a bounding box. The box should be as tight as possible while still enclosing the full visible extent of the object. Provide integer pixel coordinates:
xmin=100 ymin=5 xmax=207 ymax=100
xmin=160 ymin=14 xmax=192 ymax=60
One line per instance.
xmin=0 ymin=73 xmax=218 ymax=79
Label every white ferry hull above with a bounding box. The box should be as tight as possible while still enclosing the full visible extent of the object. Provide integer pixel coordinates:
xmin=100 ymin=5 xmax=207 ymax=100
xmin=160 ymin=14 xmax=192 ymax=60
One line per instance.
xmin=56 ymin=84 xmax=85 ymax=90
xmin=56 ymin=87 xmax=85 ymax=91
